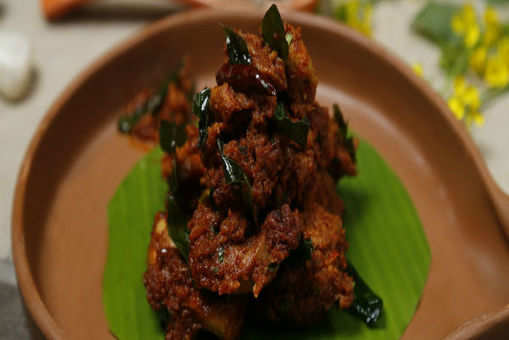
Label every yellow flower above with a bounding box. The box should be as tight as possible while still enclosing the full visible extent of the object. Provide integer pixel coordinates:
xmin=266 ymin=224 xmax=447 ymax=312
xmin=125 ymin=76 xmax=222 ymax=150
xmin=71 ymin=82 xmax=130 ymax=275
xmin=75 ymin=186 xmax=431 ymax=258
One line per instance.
xmin=498 ymin=37 xmax=509 ymax=67
xmin=360 ymin=3 xmax=373 ymax=37
xmin=450 ymin=4 xmax=481 ymax=48
xmin=453 ymin=76 xmax=467 ymax=97
xmin=472 ymin=111 xmax=485 ymax=126
xmin=484 ymin=6 xmax=498 ymax=26
xmin=470 ymin=46 xmax=487 ymax=74
xmin=448 ymin=76 xmax=484 ymax=127
xmin=345 ymin=0 xmax=359 ymax=26
xmin=412 ymin=63 xmax=423 ymax=77
xmin=448 ymin=97 xmax=465 ymax=120
xmin=342 ymin=0 xmax=372 ymax=37
xmin=452 ymin=14 xmax=466 ymax=34
xmin=465 ymin=24 xmax=480 ymax=48
xmin=483 ymin=6 xmax=500 ymax=46
xmin=462 ymin=4 xmax=477 ymax=25
xmin=484 ymin=54 xmax=509 ymax=88
xmin=463 ymin=85 xmax=480 ymax=110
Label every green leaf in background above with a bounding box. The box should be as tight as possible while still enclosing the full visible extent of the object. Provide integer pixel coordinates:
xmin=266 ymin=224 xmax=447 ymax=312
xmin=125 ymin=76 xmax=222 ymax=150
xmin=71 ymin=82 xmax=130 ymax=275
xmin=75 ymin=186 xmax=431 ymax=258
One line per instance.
xmin=412 ymin=2 xmax=459 ymax=44
xmin=439 ymin=42 xmax=470 ymax=78
xmin=103 ymin=139 xmax=430 ymax=340
xmin=103 ymin=147 xmax=167 ymax=340
xmin=487 ymin=0 xmax=509 ymax=5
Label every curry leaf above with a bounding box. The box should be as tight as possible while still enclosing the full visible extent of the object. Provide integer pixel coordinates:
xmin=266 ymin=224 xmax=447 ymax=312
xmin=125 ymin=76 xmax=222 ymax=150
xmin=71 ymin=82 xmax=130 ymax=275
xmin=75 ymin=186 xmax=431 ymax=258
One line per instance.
xmin=224 ymin=27 xmax=252 ymax=65
xmin=118 ymin=104 xmax=148 ymax=133
xmin=273 ymin=101 xmax=309 ymax=147
xmin=217 ymin=139 xmax=249 ymax=186
xmin=160 ymin=121 xmax=186 ymax=201
xmin=159 ymin=120 xmax=187 ymax=154
xmin=216 ymin=63 xmax=277 ymax=96
xmin=148 ymin=63 xmax=182 ymax=114
xmin=193 ymin=88 xmax=211 ymax=147
xmin=217 ymin=139 xmax=256 ymax=222
xmin=159 ymin=121 xmax=189 ymax=260
xmin=118 ymin=64 xmax=183 ymax=133
xmin=412 ymin=2 xmax=458 ymax=44
xmin=333 ymin=104 xmax=356 ymax=162
xmin=262 ymin=4 xmax=289 ymax=61
xmin=347 ymin=263 xmax=383 ymax=327
xmin=167 ymin=187 xmax=190 ymax=261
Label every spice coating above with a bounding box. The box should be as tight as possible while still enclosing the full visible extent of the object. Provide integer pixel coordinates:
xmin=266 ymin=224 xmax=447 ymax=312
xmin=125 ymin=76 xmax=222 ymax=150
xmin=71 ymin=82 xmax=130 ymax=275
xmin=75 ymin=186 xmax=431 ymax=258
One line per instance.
xmin=142 ymin=9 xmax=358 ymax=339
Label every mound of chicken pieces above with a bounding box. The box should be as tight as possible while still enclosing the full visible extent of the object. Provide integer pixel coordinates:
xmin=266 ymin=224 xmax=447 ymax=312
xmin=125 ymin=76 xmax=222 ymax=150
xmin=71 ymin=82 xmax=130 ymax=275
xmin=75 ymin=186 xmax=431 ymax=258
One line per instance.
xmin=143 ymin=20 xmax=357 ymax=340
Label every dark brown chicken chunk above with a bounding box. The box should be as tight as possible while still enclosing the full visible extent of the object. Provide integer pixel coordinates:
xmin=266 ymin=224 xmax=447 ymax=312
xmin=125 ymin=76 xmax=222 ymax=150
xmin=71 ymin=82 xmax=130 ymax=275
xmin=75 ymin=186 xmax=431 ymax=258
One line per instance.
xmin=188 ymin=203 xmax=302 ymax=297
xmin=254 ymin=203 xmax=354 ymax=325
xmin=144 ymin=213 xmax=246 ymax=340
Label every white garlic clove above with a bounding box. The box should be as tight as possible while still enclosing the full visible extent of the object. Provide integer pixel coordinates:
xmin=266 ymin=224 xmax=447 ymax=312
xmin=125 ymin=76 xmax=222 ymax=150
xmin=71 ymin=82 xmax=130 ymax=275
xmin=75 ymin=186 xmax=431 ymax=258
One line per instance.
xmin=0 ymin=32 xmax=33 ymax=101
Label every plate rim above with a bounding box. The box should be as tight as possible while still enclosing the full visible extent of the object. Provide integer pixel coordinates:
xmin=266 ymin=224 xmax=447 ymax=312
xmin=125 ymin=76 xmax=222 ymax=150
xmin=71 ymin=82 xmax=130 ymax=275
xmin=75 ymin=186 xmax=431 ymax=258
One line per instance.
xmin=11 ymin=8 xmax=509 ymax=340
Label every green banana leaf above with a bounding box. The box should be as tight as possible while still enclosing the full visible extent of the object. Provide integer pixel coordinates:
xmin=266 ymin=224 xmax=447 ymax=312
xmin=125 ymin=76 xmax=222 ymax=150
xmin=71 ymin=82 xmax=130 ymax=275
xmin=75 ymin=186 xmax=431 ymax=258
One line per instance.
xmin=103 ymin=139 xmax=431 ymax=340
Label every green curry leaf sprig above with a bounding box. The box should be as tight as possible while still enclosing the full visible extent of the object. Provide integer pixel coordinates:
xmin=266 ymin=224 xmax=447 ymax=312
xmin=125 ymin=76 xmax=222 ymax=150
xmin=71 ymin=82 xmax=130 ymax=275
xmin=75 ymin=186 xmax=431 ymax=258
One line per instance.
xmin=273 ymin=101 xmax=309 ymax=148
xmin=224 ymin=27 xmax=252 ymax=65
xmin=159 ymin=120 xmax=190 ymax=260
xmin=262 ymin=4 xmax=290 ymax=61
xmin=192 ymin=88 xmax=212 ymax=148
xmin=217 ymin=138 xmax=257 ymax=224
xmin=347 ymin=263 xmax=384 ymax=327
xmin=118 ymin=64 xmax=183 ymax=133
xmin=333 ymin=104 xmax=356 ymax=162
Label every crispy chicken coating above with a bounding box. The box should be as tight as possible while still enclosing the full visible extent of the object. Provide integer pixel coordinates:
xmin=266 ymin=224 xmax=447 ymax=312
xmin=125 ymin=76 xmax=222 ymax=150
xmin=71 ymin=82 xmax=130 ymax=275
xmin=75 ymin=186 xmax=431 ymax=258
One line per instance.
xmin=144 ymin=213 xmax=246 ymax=340
xmin=254 ymin=203 xmax=354 ymax=325
xmin=143 ymin=14 xmax=358 ymax=340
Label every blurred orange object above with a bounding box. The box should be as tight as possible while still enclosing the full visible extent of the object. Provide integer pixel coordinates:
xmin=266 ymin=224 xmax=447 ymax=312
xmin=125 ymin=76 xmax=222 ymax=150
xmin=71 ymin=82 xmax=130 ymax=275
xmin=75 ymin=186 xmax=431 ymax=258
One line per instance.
xmin=179 ymin=0 xmax=318 ymax=11
xmin=41 ymin=0 xmax=95 ymax=20
xmin=41 ymin=0 xmax=317 ymax=20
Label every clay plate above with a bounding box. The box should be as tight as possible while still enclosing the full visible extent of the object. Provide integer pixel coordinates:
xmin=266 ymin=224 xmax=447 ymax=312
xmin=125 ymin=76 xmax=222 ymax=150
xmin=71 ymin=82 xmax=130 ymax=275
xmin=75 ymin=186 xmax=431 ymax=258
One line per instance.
xmin=12 ymin=9 xmax=509 ymax=340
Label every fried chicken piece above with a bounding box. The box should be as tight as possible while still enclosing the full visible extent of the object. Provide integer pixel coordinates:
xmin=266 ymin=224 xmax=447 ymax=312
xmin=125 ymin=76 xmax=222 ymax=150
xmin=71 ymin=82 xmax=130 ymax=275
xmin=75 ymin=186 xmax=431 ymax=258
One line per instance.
xmin=285 ymin=24 xmax=318 ymax=104
xmin=144 ymin=213 xmax=246 ymax=340
xmin=187 ymin=203 xmax=302 ymax=297
xmin=254 ymin=203 xmax=354 ymax=325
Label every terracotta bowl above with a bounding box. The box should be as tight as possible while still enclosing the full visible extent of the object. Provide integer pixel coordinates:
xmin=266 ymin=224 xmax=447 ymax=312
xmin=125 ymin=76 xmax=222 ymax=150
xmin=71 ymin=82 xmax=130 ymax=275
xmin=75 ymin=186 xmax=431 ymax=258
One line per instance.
xmin=12 ymin=9 xmax=509 ymax=340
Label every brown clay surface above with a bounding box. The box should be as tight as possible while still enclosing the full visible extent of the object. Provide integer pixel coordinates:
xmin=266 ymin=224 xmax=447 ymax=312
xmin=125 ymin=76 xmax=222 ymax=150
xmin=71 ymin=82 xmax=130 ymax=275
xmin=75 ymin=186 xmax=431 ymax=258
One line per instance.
xmin=12 ymin=9 xmax=509 ymax=340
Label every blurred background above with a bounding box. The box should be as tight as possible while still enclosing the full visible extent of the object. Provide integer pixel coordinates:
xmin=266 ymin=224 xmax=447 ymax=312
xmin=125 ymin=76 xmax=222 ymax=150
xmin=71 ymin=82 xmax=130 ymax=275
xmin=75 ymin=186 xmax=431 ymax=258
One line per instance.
xmin=1 ymin=0 xmax=508 ymax=338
